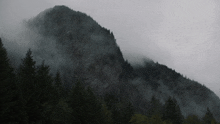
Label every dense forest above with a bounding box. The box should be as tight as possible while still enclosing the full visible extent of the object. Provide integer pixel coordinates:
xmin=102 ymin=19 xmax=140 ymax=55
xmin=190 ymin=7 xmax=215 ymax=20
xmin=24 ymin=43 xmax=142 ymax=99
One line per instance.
xmin=1 ymin=37 xmax=219 ymax=123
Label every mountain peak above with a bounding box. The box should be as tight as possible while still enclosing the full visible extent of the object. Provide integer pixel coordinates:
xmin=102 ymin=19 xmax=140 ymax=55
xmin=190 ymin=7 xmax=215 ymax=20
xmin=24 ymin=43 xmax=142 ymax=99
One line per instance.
xmin=47 ymin=5 xmax=80 ymax=17
xmin=28 ymin=5 xmax=104 ymax=38
xmin=25 ymin=5 xmax=125 ymax=90
xmin=52 ymin=5 xmax=72 ymax=10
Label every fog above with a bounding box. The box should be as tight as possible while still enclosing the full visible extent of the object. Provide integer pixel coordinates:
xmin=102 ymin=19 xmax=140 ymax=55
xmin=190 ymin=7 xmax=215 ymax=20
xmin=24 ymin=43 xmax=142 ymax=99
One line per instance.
xmin=1 ymin=0 xmax=220 ymax=97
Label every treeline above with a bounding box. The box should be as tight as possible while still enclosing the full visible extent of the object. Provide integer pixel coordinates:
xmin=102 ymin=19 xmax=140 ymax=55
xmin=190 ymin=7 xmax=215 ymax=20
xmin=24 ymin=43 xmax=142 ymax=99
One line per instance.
xmin=0 ymin=38 xmax=219 ymax=124
xmin=130 ymin=96 xmax=219 ymax=124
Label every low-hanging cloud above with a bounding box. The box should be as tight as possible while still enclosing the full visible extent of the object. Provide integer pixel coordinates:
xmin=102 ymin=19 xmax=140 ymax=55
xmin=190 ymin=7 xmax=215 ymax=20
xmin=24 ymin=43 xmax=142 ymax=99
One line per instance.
xmin=1 ymin=0 xmax=220 ymax=97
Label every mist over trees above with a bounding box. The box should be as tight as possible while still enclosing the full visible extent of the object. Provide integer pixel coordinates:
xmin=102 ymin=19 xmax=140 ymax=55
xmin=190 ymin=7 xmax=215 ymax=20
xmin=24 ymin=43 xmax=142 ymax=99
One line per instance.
xmin=1 ymin=5 xmax=220 ymax=123
xmin=0 ymin=39 xmax=132 ymax=123
xmin=1 ymin=36 xmax=219 ymax=123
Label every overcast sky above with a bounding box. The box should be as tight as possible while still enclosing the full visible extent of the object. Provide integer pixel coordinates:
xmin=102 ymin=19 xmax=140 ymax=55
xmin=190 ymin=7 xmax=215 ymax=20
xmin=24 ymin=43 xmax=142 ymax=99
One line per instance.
xmin=1 ymin=0 xmax=220 ymax=97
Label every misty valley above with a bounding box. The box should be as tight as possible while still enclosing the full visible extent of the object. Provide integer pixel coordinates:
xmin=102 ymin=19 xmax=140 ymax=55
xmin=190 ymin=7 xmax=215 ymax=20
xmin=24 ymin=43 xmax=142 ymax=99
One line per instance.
xmin=1 ymin=5 xmax=220 ymax=124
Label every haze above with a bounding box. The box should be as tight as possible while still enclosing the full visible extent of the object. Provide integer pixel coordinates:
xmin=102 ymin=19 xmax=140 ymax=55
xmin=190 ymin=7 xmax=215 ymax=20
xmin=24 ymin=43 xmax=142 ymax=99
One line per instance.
xmin=1 ymin=0 xmax=220 ymax=97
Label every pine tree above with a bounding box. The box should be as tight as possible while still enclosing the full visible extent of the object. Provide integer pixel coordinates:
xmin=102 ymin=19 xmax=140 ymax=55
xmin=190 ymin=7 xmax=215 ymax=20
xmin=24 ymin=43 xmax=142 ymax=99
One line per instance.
xmin=129 ymin=114 xmax=149 ymax=124
xmin=101 ymin=103 xmax=114 ymax=124
xmin=36 ymin=61 xmax=54 ymax=104
xmin=104 ymin=93 xmax=134 ymax=124
xmin=18 ymin=49 xmax=36 ymax=99
xmin=86 ymin=86 xmax=105 ymax=123
xmin=202 ymin=107 xmax=216 ymax=124
xmin=148 ymin=95 xmax=163 ymax=117
xmin=68 ymin=80 xmax=104 ymax=124
xmin=49 ymin=98 xmax=72 ymax=123
xmin=18 ymin=49 xmax=42 ymax=123
xmin=117 ymin=101 xmax=134 ymax=124
xmin=183 ymin=114 xmax=201 ymax=124
xmin=68 ymin=81 xmax=87 ymax=123
xmin=54 ymin=71 xmax=64 ymax=99
xmin=162 ymin=96 xmax=184 ymax=124
xmin=35 ymin=61 xmax=55 ymax=123
xmin=0 ymin=38 xmax=28 ymax=123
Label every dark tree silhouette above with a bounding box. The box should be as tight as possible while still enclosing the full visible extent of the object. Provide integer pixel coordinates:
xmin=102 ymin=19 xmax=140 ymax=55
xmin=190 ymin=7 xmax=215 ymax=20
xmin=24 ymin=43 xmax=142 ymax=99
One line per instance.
xmin=0 ymin=38 xmax=28 ymax=123
xmin=202 ymin=107 xmax=216 ymax=124
xmin=148 ymin=95 xmax=163 ymax=117
xmin=36 ymin=61 xmax=54 ymax=104
xmin=104 ymin=93 xmax=134 ymax=124
xmin=18 ymin=49 xmax=42 ymax=123
xmin=54 ymin=71 xmax=65 ymax=99
xmin=162 ymin=97 xmax=184 ymax=124
xmin=68 ymin=80 xmax=104 ymax=124
xmin=35 ymin=61 xmax=55 ymax=123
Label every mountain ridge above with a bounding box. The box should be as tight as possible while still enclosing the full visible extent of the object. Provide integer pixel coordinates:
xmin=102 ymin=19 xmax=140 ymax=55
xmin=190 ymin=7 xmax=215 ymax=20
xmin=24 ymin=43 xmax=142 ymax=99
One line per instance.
xmin=3 ymin=5 xmax=220 ymax=121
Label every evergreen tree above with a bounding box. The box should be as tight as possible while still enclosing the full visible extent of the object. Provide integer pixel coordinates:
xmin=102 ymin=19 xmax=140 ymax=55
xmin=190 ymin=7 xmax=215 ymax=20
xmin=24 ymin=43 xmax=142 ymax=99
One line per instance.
xmin=104 ymin=93 xmax=134 ymax=124
xmin=162 ymin=96 xmax=184 ymax=124
xmin=149 ymin=114 xmax=168 ymax=124
xmin=86 ymin=87 xmax=105 ymax=123
xmin=202 ymin=108 xmax=216 ymax=124
xmin=183 ymin=114 xmax=201 ymax=124
xmin=129 ymin=114 xmax=149 ymax=124
xmin=119 ymin=101 xmax=134 ymax=124
xmin=49 ymin=98 xmax=72 ymax=124
xmin=35 ymin=61 xmax=55 ymax=123
xmin=18 ymin=49 xmax=42 ymax=123
xmin=104 ymin=94 xmax=122 ymax=124
xmin=0 ymin=38 xmax=27 ymax=123
xmin=68 ymin=80 xmax=104 ymax=124
xmin=36 ymin=61 xmax=54 ymax=104
xmin=54 ymin=71 xmax=64 ymax=99
xmin=148 ymin=95 xmax=163 ymax=117
xmin=18 ymin=49 xmax=36 ymax=98
xmin=68 ymin=80 xmax=85 ymax=123
xmin=104 ymin=93 xmax=119 ymax=110
xmin=101 ymin=103 xmax=114 ymax=124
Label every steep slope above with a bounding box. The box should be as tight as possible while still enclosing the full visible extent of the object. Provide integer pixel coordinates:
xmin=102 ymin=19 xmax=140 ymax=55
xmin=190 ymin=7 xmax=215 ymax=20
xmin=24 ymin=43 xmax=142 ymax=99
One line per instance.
xmin=26 ymin=5 xmax=125 ymax=94
xmin=13 ymin=5 xmax=220 ymax=121
xmin=134 ymin=60 xmax=220 ymax=121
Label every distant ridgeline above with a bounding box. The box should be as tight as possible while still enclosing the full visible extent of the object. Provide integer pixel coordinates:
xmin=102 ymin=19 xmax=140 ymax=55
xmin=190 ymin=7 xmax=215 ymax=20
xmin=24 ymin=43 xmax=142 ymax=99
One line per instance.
xmin=1 ymin=5 xmax=220 ymax=123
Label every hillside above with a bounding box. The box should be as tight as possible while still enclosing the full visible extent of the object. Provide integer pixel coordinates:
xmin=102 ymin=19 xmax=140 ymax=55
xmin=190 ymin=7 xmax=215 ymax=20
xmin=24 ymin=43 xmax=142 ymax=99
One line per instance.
xmin=25 ymin=5 xmax=125 ymax=94
xmin=2 ymin=5 xmax=220 ymax=122
xmin=134 ymin=61 xmax=220 ymax=119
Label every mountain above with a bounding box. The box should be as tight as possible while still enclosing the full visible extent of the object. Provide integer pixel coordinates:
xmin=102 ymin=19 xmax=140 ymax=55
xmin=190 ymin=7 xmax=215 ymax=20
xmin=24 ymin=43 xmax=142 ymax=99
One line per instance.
xmin=134 ymin=60 xmax=220 ymax=120
xmin=25 ymin=5 xmax=126 ymax=94
xmin=5 ymin=5 xmax=220 ymax=121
